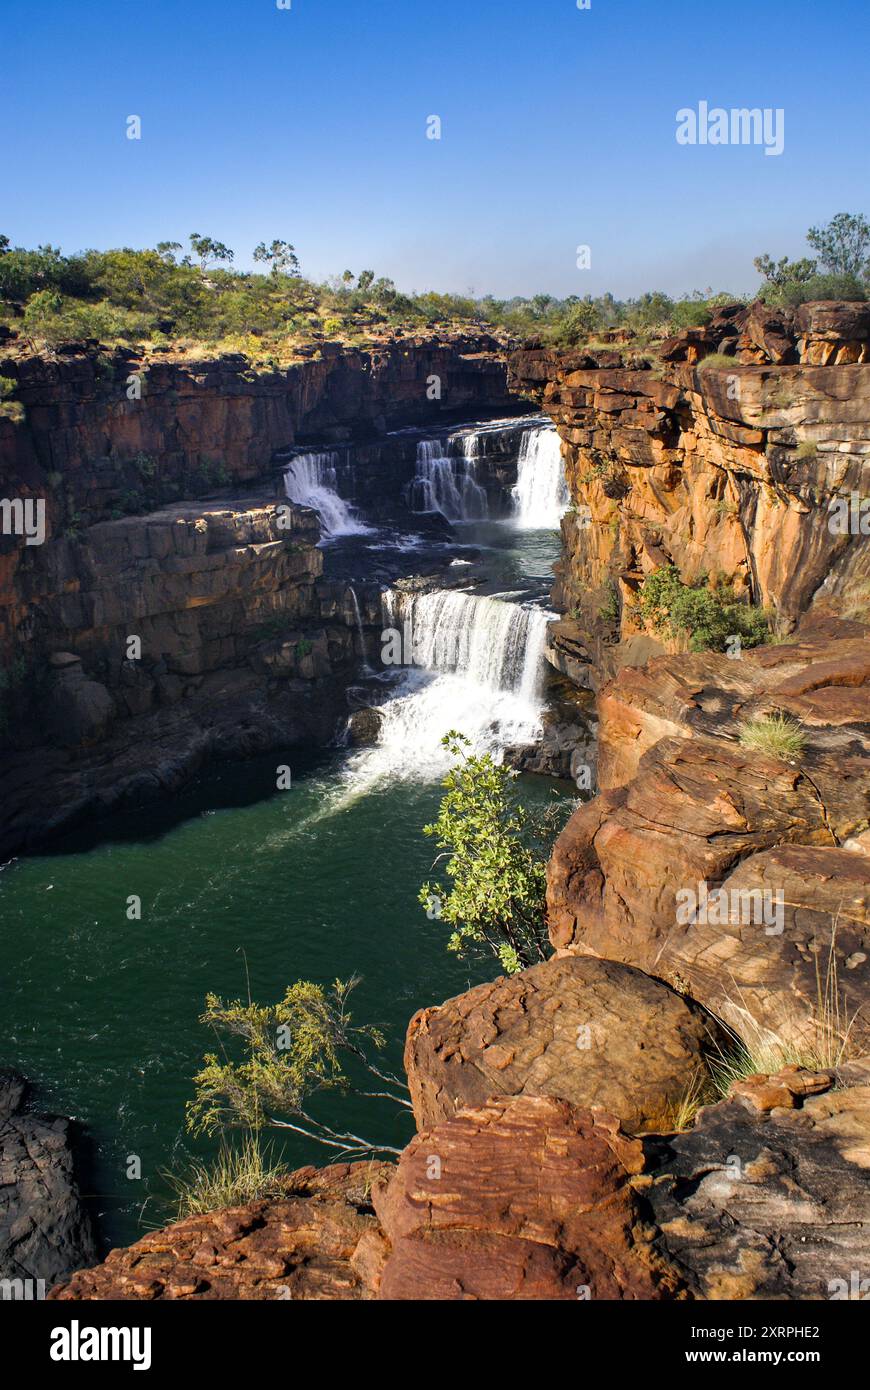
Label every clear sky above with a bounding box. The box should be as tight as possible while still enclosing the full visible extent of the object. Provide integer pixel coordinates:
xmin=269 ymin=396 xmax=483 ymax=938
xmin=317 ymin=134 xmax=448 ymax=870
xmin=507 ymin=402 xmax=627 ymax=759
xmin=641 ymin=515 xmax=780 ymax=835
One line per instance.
xmin=6 ymin=0 xmax=869 ymax=300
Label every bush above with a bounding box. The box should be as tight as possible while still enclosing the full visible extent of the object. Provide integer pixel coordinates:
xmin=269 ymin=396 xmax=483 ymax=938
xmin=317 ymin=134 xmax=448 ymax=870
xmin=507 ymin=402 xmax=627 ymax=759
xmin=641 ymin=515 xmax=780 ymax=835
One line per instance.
xmin=420 ymin=732 xmax=568 ymax=974
xmin=760 ymin=272 xmax=867 ymax=308
xmin=639 ymin=565 xmax=770 ymax=652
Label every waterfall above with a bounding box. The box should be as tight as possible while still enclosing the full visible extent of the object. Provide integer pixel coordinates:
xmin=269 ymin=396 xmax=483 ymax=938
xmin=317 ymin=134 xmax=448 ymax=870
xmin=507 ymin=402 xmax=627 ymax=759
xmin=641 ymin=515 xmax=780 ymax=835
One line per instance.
xmin=283 ymin=451 xmax=370 ymax=539
xmin=386 ymin=589 xmax=547 ymax=707
xmin=511 ymin=426 xmax=569 ymax=529
xmin=408 ymin=436 xmax=488 ymax=522
xmin=338 ymin=586 xmax=550 ymax=791
xmin=348 ymin=586 xmax=373 ymax=675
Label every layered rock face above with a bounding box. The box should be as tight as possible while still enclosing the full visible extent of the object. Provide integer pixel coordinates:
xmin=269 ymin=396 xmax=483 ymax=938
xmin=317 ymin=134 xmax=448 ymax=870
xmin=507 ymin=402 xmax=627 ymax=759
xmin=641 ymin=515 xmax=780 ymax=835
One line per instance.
xmin=0 ymin=492 xmax=371 ymax=855
xmin=548 ymin=628 xmax=870 ymax=1055
xmin=509 ymin=301 xmax=869 ymax=683
xmin=1 ymin=333 xmax=520 ymax=853
xmin=49 ymin=1064 xmax=870 ymax=1302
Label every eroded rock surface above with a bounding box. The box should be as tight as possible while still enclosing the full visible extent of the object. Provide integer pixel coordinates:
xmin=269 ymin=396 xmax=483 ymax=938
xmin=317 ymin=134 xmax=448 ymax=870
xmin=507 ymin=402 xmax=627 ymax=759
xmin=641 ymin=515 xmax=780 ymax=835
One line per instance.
xmin=642 ymin=1062 xmax=870 ymax=1300
xmin=49 ymin=1162 xmax=392 ymax=1301
xmin=548 ymin=632 xmax=870 ymax=1053
xmin=373 ymin=1094 xmax=683 ymax=1300
xmin=405 ymin=955 xmax=723 ymax=1134
xmin=0 ymin=1071 xmax=97 ymax=1287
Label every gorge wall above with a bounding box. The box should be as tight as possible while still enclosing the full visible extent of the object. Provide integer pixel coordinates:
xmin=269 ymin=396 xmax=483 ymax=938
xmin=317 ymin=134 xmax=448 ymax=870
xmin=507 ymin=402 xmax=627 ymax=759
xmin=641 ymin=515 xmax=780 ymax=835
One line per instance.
xmin=509 ymin=299 xmax=870 ymax=685
xmin=0 ymin=334 xmax=524 ymax=856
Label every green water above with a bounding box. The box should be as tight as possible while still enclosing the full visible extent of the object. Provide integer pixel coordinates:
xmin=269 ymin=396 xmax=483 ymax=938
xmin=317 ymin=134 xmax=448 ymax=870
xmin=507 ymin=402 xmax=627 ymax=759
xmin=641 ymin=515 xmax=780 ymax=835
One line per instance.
xmin=0 ymin=749 xmax=501 ymax=1248
xmin=1 ymin=502 xmax=569 ymax=1253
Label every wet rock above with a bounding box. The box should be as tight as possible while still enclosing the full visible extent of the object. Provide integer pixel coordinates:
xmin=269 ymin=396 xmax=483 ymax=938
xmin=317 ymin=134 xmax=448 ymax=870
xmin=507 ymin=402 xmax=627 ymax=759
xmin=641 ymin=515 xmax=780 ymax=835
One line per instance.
xmin=346 ymin=707 xmax=382 ymax=745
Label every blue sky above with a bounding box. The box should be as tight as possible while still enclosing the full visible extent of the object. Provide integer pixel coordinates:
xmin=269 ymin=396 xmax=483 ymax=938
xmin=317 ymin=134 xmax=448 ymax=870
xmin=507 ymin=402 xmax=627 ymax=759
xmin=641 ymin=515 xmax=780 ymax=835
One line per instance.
xmin=6 ymin=0 xmax=868 ymax=299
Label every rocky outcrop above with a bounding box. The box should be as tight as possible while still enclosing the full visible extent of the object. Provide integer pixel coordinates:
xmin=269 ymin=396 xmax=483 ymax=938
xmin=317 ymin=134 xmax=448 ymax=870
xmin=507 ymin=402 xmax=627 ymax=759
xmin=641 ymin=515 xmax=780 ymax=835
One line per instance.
xmin=49 ymin=1161 xmax=391 ymax=1300
xmin=372 ymin=1094 xmax=681 ymax=1301
xmin=547 ymin=627 xmax=870 ymax=1055
xmin=0 ymin=492 xmax=372 ymax=855
xmin=50 ymin=1062 xmax=870 ymax=1301
xmin=509 ymin=304 xmax=870 ymax=680
xmin=642 ymin=1060 xmax=870 ymax=1300
xmin=404 ymin=955 xmax=722 ymax=1134
xmin=0 ymin=1071 xmax=97 ymax=1288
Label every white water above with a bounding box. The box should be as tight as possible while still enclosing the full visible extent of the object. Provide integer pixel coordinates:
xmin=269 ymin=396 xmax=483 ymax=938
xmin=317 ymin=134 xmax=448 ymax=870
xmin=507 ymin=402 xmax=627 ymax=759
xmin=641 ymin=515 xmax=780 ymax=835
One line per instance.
xmin=511 ymin=426 xmax=569 ymax=529
xmin=408 ymin=436 xmax=488 ymax=521
xmin=283 ymin=451 xmax=371 ymax=539
xmin=334 ymin=587 xmax=550 ymax=798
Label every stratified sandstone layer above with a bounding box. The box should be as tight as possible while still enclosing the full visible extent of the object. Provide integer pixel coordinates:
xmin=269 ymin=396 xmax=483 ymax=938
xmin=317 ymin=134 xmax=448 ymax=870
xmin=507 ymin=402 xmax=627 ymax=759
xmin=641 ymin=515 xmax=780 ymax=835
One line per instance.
xmin=509 ymin=301 xmax=870 ymax=683
xmin=547 ymin=627 xmax=870 ymax=1053
xmin=404 ymin=955 xmax=723 ymax=1134
xmin=49 ymin=1162 xmax=391 ymax=1301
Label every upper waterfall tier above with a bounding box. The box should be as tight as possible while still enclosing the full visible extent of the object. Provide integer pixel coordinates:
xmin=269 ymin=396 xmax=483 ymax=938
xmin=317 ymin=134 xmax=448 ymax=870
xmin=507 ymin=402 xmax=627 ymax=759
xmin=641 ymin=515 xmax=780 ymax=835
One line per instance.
xmin=283 ymin=451 xmax=371 ymax=538
xmin=511 ymin=425 xmax=569 ymax=529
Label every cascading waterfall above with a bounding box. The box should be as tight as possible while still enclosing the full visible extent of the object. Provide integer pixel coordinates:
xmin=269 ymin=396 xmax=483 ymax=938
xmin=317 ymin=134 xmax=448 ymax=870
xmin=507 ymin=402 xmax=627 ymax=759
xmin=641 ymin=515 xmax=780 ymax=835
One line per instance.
xmin=339 ymin=586 xmax=550 ymax=793
xmin=283 ymin=451 xmax=370 ymax=538
xmin=511 ymin=426 xmax=569 ymax=529
xmin=408 ymin=435 xmax=488 ymax=521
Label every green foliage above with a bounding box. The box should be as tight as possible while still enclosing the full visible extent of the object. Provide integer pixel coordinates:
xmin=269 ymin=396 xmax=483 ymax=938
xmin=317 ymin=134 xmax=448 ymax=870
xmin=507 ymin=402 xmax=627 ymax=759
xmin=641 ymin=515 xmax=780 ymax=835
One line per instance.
xmin=420 ymin=732 xmax=567 ymax=973
xmin=806 ymin=212 xmax=870 ymax=277
xmin=738 ymin=712 xmax=806 ymax=761
xmin=167 ymin=1133 xmax=290 ymax=1218
xmin=639 ymin=565 xmax=770 ymax=652
xmin=597 ymin=582 xmax=620 ymax=628
xmin=760 ymin=272 xmax=867 ymax=308
xmin=753 ymin=253 xmax=818 ymax=288
xmin=186 ymin=977 xmax=405 ymax=1158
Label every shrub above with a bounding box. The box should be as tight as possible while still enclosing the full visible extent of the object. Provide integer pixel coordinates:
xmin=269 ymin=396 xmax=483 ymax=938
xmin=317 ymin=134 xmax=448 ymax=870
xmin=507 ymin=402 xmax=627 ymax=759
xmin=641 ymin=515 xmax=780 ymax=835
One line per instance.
xmin=738 ymin=711 xmax=805 ymax=761
xmin=420 ymin=732 xmax=568 ymax=973
xmin=760 ymin=272 xmax=867 ymax=308
xmin=639 ymin=565 xmax=769 ymax=652
xmin=166 ymin=1133 xmax=290 ymax=1218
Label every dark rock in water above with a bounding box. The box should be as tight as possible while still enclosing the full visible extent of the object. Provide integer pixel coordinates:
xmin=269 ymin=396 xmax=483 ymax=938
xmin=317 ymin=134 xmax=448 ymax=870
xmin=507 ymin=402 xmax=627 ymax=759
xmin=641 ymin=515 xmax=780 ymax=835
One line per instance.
xmin=0 ymin=1071 xmax=97 ymax=1288
xmin=346 ymin=707 xmax=383 ymax=745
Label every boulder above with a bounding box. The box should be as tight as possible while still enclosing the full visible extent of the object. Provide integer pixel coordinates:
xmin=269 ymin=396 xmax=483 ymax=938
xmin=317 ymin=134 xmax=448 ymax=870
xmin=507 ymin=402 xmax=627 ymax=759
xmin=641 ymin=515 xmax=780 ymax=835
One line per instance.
xmin=404 ymin=955 xmax=723 ymax=1134
xmin=0 ymin=1071 xmax=97 ymax=1287
xmin=373 ymin=1094 xmax=683 ymax=1300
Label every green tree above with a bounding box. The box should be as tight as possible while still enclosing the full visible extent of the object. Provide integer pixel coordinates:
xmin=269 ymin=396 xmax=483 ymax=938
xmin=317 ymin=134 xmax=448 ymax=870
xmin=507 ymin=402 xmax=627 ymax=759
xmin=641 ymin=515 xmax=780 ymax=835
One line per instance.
xmin=253 ymin=239 xmax=300 ymax=276
xmin=806 ymin=212 xmax=870 ymax=277
xmin=187 ymin=977 xmax=410 ymax=1157
xmin=420 ymin=732 xmax=563 ymax=974
xmin=754 ymin=253 xmax=817 ymax=288
xmin=189 ymin=233 xmax=234 ymax=272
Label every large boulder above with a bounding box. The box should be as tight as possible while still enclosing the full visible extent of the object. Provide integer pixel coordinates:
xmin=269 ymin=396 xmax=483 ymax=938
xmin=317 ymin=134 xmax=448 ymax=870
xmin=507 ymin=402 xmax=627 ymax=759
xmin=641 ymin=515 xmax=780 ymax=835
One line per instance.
xmin=405 ymin=955 xmax=723 ymax=1134
xmin=0 ymin=1071 xmax=97 ymax=1288
xmin=373 ymin=1094 xmax=683 ymax=1301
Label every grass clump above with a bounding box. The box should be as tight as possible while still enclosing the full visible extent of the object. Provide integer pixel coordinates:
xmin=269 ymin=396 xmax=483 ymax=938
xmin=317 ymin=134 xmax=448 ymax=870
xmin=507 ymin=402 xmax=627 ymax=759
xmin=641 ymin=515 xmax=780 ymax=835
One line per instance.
xmin=738 ymin=711 xmax=806 ymax=761
xmin=639 ymin=564 xmax=770 ymax=652
xmin=167 ymin=1133 xmax=289 ymax=1218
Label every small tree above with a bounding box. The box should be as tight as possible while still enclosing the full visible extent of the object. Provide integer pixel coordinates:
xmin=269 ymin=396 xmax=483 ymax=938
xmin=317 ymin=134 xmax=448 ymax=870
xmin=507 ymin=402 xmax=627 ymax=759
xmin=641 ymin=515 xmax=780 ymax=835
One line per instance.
xmin=420 ymin=732 xmax=563 ymax=974
xmin=253 ymin=239 xmax=300 ymax=276
xmin=806 ymin=212 xmax=870 ymax=278
xmin=189 ymin=233 xmax=234 ymax=273
xmin=187 ymin=977 xmax=410 ymax=1158
xmin=753 ymin=253 xmax=817 ymax=288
